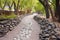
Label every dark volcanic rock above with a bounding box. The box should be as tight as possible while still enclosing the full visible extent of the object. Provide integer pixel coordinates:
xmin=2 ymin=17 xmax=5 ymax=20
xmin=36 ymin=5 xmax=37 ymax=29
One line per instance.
xmin=34 ymin=15 xmax=60 ymax=40
xmin=0 ymin=18 xmax=20 ymax=37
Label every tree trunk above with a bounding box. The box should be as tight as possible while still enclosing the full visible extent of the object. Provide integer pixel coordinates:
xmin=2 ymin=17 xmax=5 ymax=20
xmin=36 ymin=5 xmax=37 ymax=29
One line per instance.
xmin=45 ymin=6 xmax=49 ymax=18
xmin=39 ymin=0 xmax=50 ymax=18
xmin=55 ymin=0 xmax=60 ymax=22
xmin=13 ymin=0 xmax=20 ymax=15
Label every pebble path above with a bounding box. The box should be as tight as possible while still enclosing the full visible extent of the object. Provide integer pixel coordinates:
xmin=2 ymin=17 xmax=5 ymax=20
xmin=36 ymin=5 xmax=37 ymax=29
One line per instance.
xmin=0 ymin=13 xmax=40 ymax=40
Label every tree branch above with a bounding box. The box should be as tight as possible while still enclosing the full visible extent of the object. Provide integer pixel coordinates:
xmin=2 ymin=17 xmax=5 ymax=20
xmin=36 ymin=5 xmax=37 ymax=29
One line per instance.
xmin=2 ymin=0 xmax=7 ymax=9
xmin=13 ymin=1 xmax=17 ymax=11
xmin=39 ymin=0 xmax=45 ymax=6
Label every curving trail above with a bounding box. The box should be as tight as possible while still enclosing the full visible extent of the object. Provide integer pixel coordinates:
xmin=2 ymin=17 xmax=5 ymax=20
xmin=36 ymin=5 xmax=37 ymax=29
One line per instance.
xmin=0 ymin=13 xmax=40 ymax=40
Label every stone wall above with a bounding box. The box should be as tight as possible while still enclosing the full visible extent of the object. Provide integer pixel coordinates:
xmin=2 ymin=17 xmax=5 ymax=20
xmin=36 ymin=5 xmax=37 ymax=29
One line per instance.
xmin=34 ymin=15 xmax=60 ymax=40
xmin=0 ymin=18 xmax=20 ymax=37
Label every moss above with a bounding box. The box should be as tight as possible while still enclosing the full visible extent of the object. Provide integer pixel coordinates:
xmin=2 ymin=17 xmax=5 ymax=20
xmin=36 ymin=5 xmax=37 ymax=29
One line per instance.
xmin=0 ymin=13 xmax=17 ymax=19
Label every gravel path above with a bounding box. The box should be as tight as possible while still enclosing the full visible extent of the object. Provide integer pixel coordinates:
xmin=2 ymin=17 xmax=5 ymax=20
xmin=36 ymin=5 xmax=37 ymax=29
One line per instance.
xmin=0 ymin=13 xmax=40 ymax=40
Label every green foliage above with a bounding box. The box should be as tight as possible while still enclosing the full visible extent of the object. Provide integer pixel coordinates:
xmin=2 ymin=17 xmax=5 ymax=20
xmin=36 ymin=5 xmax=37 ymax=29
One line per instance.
xmin=34 ymin=1 xmax=45 ymax=14
xmin=0 ymin=0 xmax=56 ymax=16
xmin=19 ymin=0 xmax=45 ymax=14
xmin=20 ymin=0 xmax=33 ymax=10
xmin=0 ymin=0 xmax=45 ymax=12
xmin=49 ymin=0 xmax=56 ymax=10
xmin=0 ymin=0 xmax=5 ymax=9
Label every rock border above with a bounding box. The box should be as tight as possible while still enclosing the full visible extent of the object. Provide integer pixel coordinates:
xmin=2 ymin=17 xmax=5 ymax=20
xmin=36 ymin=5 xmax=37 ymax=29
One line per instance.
xmin=0 ymin=18 xmax=20 ymax=37
xmin=34 ymin=16 xmax=60 ymax=40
